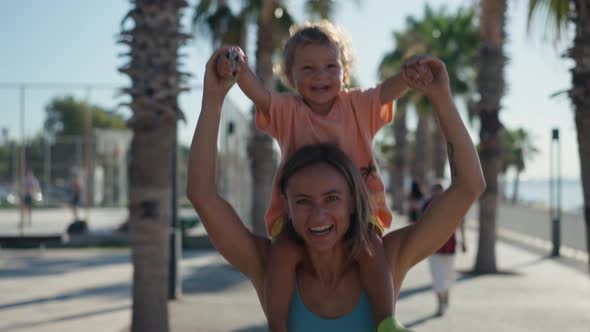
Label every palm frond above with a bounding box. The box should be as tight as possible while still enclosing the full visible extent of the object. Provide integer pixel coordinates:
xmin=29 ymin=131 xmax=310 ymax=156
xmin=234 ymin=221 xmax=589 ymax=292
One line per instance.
xmin=304 ymin=0 xmax=335 ymax=20
xmin=527 ymin=0 xmax=571 ymax=42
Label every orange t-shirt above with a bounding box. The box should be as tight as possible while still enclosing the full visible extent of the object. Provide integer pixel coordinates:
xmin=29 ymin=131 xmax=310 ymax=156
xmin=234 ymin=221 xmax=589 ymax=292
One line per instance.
xmin=256 ymin=86 xmax=394 ymax=236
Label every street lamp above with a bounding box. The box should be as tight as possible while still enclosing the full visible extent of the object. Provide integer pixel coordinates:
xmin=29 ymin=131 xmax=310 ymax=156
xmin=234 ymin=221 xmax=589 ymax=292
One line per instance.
xmin=550 ymin=128 xmax=561 ymax=257
xmin=169 ymin=120 xmax=181 ymax=300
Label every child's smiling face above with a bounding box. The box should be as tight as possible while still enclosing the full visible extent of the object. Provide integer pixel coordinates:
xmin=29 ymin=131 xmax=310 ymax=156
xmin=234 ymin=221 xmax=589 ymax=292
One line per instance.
xmin=289 ymin=42 xmax=345 ymax=115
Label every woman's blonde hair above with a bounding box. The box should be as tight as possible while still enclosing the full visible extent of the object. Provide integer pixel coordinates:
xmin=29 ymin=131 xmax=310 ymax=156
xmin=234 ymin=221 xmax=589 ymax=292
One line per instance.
xmin=278 ymin=144 xmax=371 ymax=259
xmin=282 ymin=20 xmax=355 ymax=87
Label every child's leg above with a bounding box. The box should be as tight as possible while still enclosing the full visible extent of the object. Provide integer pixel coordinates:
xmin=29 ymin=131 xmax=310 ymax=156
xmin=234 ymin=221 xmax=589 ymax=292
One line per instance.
xmin=357 ymin=229 xmax=394 ymax=326
xmin=265 ymin=234 xmax=303 ymax=332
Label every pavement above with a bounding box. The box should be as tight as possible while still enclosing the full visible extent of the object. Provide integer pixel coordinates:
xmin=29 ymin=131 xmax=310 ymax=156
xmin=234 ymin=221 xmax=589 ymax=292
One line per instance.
xmin=0 ymin=207 xmax=589 ymax=331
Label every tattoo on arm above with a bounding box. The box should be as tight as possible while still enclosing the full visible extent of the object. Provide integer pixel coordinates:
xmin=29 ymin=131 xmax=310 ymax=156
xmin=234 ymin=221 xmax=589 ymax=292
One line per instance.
xmin=447 ymin=142 xmax=458 ymax=178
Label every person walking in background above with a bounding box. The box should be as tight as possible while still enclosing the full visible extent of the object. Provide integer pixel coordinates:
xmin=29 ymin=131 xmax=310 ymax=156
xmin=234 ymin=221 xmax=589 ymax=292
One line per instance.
xmin=20 ymin=169 xmax=40 ymax=227
xmin=70 ymin=170 xmax=81 ymax=221
xmin=407 ymin=179 xmax=425 ymax=223
xmin=422 ymin=182 xmax=467 ymax=316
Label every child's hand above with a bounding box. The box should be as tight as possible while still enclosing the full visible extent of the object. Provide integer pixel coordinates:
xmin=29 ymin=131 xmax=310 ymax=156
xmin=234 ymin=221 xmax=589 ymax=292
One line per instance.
xmin=402 ymin=58 xmax=433 ymax=90
xmin=205 ymin=47 xmax=237 ymax=97
xmin=215 ymin=45 xmax=247 ymax=80
xmin=402 ymin=55 xmax=450 ymax=99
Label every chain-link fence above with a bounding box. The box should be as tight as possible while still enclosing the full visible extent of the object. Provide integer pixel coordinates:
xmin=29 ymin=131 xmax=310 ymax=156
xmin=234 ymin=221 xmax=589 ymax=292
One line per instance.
xmin=0 ymin=83 xmax=251 ymax=221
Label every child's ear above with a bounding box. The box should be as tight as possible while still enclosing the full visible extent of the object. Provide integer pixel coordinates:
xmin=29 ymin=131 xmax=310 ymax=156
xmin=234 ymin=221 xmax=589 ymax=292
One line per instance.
xmin=342 ymin=69 xmax=350 ymax=88
xmin=287 ymin=74 xmax=296 ymax=89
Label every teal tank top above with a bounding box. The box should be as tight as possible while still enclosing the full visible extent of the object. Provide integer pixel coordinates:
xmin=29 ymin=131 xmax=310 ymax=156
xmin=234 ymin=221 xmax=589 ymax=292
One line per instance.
xmin=287 ymin=283 xmax=376 ymax=332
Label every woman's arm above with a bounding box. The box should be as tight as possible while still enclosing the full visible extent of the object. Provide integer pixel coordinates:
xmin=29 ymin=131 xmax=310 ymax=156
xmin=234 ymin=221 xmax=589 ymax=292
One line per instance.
xmin=187 ymin=48 xmax=269 ymax=283
xmin=384 ymin=56 xmax=485 ymax=284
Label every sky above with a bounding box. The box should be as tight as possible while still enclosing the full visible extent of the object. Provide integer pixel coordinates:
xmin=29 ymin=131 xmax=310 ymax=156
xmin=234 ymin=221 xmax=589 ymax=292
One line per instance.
xmin=0 ymin=0 xmax=580 ymax=181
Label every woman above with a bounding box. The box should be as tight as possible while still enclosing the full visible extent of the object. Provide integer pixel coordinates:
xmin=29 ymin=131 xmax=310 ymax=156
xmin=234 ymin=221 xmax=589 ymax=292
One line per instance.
xmin=187 ymin=49 xmax=485 ymax=331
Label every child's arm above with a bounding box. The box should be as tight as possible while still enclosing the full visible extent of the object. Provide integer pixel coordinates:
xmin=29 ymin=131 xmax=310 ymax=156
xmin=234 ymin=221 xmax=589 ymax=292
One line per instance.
xmin=378 ymin=72 xmax=409 ymax=105
xmin=216 ymin=46 xmax=272 ymax=120
xmin=378 ymin=59 xmax=435 ymax=104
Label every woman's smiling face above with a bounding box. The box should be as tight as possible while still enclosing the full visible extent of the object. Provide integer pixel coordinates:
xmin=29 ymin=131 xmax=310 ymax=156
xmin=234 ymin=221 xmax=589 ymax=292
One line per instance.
xmin=284 ymin=163 xmax=353 ymax=252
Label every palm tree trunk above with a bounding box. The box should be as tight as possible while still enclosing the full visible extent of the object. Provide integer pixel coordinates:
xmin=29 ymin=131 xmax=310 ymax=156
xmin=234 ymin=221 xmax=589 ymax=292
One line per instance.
xmin=129 ymin=126 xmax=174 ymax=332
xmin=249 ymin=0 xmax=278 ymax=236
xmin=474 ymin=0 xmax=507 ymax=273
xmin=432 ymin=120 xmax=447 ymax=179
xmin=498 ymin=173 xmax=507 ymax=202
xmin=392 ymin=101 xmax=408 ymax=213
xmin=570 ymin=0 xmax=590 ymax=271
xmin=511 ymin=171 xmax=520 ymax=204
xmin=411 ymin=107 xmax=430 ymax=185
xmin=120 ymin=1 xmax=189 ymax=330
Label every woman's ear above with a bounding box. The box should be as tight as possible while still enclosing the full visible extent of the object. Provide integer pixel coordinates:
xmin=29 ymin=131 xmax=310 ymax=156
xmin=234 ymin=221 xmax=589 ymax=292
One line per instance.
xmin=281 ymin=193 xmax=291 ymax=215
xmin=342 ymin=70 xmax=349 ymax=87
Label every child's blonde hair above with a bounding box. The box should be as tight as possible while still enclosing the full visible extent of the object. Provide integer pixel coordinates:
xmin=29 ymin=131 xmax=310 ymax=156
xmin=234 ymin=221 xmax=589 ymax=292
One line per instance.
xmin=282 ymin=20 xmax=355 ymax=87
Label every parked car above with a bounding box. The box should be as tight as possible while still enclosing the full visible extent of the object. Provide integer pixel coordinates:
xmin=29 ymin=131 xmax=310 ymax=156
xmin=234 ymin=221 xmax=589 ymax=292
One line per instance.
xmin=0 ymin=185 xmax=18 ymax=205
xmin=0 ymin=183 xmax=43 ymax=206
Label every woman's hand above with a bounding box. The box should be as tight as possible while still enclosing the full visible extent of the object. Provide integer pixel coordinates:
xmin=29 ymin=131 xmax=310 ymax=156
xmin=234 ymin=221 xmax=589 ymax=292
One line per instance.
xmin=215 ymin=45 xmax=248 ymax=79
xmin=402 ymin=55 xmax=450 ymax=100
xmin=205 ymin=46 xmax=237 ymax=99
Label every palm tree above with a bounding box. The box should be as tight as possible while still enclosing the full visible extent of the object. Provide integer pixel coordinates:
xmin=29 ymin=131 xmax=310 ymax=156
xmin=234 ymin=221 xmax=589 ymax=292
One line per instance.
xmin=378 ymin=45 xmax=414 ymax=213
xmin=119 ymin=1 xmax=190 ymax=331
xmin=420 ymin=7 xmax=479 ymax=178
xmin=193 ymin=1 xmax=352 ymax=235
xmin=499 ymin=127 xmax=539 ymax=203
xmin=412 ymin=101 xmax=431 ymax=184
xmin=378 ymin=6 xmax=479 ymax=210
xmin=474 ymin=0 xmax=508 ymax=273
xmin=405 ymin=6 xmax=479 ymax=180
xmin=527 ymin=0 xmax=590 ymax=271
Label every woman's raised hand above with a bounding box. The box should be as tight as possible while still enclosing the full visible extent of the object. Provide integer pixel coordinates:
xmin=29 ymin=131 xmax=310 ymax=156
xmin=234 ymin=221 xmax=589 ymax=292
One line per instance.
xmin=205 ymin=46 xmax=238 ymax=98
xmin=402 ymin=55 xmax=450 ymax=99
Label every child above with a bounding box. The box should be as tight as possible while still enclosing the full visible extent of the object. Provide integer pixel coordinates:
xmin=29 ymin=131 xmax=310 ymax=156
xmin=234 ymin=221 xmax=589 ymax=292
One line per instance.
xmin=216 ymin=21 xmax=431 ymax=331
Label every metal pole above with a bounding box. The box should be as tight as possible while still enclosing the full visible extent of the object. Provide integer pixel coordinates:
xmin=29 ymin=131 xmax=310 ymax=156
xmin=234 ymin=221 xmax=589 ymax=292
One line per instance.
xmin=12 ymin=139 xmax=17 ymax=197
xmin=84 ymin=88 xmax=92 ymax=223
xmin=551 ymin=128 xmax=561 ymax=257
xmin=18 ymin=85 xmax=26 ymax=235
xmin=169 ymin=123 xmax=181 ymax=299
xmin=44 ymin=133 xmax=51 ymax=206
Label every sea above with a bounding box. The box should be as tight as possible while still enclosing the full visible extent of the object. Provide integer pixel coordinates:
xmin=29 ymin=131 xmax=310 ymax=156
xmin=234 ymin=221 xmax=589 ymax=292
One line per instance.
xmin=504 ymin=179 xmax=584 ymax=215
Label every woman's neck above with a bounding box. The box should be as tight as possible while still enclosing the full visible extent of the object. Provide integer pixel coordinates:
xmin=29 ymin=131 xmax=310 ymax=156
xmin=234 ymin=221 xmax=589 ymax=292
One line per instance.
xmin=303 ymin=245 xmax=352 ymax=288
